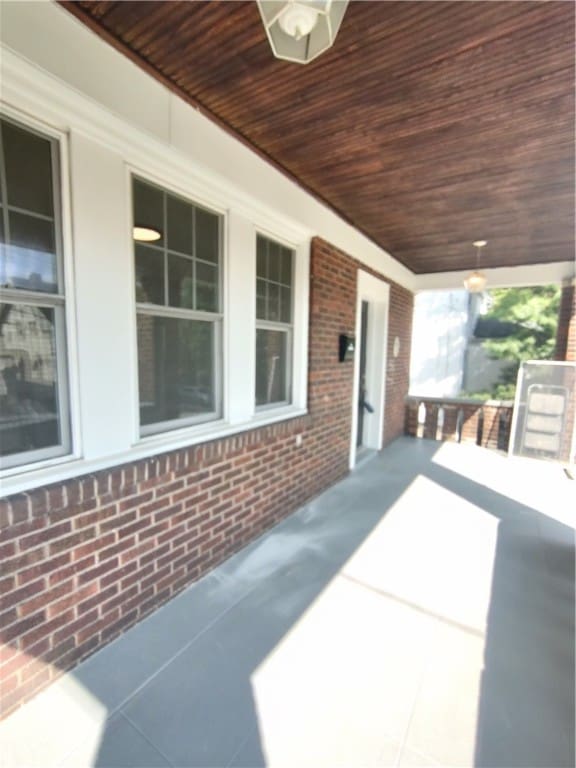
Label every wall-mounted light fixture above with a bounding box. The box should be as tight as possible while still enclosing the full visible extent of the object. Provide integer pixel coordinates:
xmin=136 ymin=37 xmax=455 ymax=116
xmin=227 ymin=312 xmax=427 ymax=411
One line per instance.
xmin=464 ymin=240 xmax=488 ymax=293
xmin=339 ymin=333 xmax=355 ymax=362
xmin=257 ymin=0 xmax=349 ymax=64
xmin=133 ymin=226 xmax=162 ymax=242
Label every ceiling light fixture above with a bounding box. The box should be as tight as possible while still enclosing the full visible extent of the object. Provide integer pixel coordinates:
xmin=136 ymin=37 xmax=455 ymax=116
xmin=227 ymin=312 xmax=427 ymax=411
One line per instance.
xmin=464 ymin=240 xmax=488 ymax=293
xmin=257 ymin=0 xmax=349 ymax=64
xmin=133 ymin=226 xmax=162 ymax=242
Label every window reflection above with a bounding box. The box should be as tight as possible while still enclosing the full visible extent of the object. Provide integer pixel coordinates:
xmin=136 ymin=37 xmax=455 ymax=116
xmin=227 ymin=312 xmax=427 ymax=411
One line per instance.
xmin=0 ymin=303 xmax=62 ymax=458
xmin=137 ymin=315 xmax=216 ymax=427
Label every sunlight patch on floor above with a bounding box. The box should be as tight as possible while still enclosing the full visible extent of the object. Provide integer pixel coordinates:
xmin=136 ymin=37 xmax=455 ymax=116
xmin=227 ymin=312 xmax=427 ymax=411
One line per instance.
xmin=251 ymin=473 xmax=497 ymax=766
xmin=431 ymin=442 xmax=576 ymax=527
xmin=0 ymin=669 xmax=107 ymax=768
xmin=343 ymin=474 xmax=499 ymax=633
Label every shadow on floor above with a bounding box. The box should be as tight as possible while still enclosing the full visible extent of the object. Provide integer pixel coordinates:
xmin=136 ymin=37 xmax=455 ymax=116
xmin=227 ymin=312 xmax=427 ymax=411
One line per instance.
xmin=3 ymin=438 xmax=573 ymax=767
xmin=419 ymin=456 xmax=575 ymax=767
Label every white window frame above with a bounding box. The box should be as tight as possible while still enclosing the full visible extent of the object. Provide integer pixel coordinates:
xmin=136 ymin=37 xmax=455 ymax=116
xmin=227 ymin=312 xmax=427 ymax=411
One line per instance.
xmin=131 ymin=174 xmax=224 ymax=437
xmin=255 ymin=231 xmax=295 ymax=411
xmin=0 ymin=51 xmax=311 ymax=496
xmin=0 ymin=109 xmax=79 ymax=473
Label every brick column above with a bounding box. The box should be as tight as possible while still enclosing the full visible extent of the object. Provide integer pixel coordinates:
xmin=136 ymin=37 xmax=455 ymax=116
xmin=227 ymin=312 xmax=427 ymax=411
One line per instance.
xmin=555 ymin=278 xmax=575 ymax=362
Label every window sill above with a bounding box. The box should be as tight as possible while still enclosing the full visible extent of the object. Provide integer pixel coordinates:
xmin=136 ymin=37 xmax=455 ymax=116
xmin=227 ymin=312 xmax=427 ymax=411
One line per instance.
xmin=0 ymin=406 xmax=309 ymax=497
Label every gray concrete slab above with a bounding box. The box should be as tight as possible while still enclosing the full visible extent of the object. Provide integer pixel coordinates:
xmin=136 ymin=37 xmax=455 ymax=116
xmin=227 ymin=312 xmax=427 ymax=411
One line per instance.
xmin=1 ymin=438 xmax=574 ymax=768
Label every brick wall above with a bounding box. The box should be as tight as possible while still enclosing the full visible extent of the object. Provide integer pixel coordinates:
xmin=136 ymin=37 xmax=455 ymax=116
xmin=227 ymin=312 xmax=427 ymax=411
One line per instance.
xmin=384 ymin=283 xmax=414 ymax=445
xmin=555 ymin=279 xmax=576 ymax=363
xmin=0 ymin=236 xmax=413 ymax=717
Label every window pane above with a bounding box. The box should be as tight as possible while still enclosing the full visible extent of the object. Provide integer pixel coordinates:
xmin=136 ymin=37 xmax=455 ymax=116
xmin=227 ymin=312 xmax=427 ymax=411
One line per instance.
xmin=196 ymin=261 xmax=218 ymax=312
xmin=135 ymin=245 xmax=164 ymax=305
xmin=256 ymin=278 xmax=267 ymax=320
xmin=256 ymin=236 xmax=267 ymax=279
xmin=195 ymin=208 xmax=219 ymax=264
xmin=280 ymin=285 xmax=292 ymax=323
xmin=167 ymin=195 xmax=193 ymax=256
xmin=280 ymin=248 xmax=293 ymax=286
xmin=0 ymin=303 xmax=63 ymax=459
xmin=256 ymin=329 xmax=288 ymax=406
xmin=133 ymin=180 xmax=164 ymax=245
xmin=168 ymin=253 xmax=194 ymax=309
xmin=3 ymin=212 xmax=57 ymax=293
xmin=268 ymin=282 xmax=280 ymax=322
xmin=2 ymin=120 xmax=54 ymax=217
xmin=137 ymin=315 xmax=217 ymax=428
xmin=268 ymin=241 xmax=281 ymax=282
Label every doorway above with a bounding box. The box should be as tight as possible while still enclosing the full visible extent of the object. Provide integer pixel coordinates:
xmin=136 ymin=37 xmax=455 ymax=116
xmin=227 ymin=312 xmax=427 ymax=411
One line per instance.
xmin=357 ymin=300 xmax=370 ymax=448
xmin=350 ymin=271 xmax=390 ymax=468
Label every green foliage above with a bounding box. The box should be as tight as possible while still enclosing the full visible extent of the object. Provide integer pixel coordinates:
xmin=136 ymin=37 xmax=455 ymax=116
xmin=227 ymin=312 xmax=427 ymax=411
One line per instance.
xmin=482 ymin=285 xmax=560 ymax=363
xmin=465 ymin=285 xmax=560 ymax=401
xmin=460 ymin=383 xmax=517 ymax=402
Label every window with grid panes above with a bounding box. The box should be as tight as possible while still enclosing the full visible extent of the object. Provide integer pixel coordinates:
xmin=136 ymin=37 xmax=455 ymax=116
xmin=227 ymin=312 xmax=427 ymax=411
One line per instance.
xmin=133 ymin=177 xmax=223 ymax=434
xmin=0 ymin=116 xmax=71 ymax=469
xmin=255 ymin=234 xmax=294 ymax=407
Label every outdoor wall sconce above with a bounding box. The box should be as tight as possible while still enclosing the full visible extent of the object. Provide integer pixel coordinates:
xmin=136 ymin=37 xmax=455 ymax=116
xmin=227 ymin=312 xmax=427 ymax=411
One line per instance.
xmin=339 ymin=333 xmax=355 ymax=362
xmin=464 ymin=240 xmax=488 ymax=293
xmin=257 ymin=0 xmax=350 ymax=64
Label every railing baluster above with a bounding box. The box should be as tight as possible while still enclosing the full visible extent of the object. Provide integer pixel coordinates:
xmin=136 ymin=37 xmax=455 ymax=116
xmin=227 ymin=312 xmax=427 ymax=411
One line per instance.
xmin=436 ymin=406 xmax=444 ymax=441
xmin=417 ymin=402 xmax=426 ymax=438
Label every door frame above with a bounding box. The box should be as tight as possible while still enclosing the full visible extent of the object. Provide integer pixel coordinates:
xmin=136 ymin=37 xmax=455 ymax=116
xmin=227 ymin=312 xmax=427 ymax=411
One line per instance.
xmin=349 ymin=270 xmax=390 ymax=468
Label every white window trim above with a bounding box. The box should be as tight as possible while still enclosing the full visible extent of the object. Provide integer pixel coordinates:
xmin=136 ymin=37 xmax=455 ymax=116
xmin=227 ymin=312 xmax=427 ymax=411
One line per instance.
xmin=0 ymin=106 xmax=83 ymax=479
xmin=129 ymin=173 xmax=225 ymax=438
xmin=0 ymin=91 xmax=310 ymax=495
xmin=255 ymin=231 xmax=296 ymax=410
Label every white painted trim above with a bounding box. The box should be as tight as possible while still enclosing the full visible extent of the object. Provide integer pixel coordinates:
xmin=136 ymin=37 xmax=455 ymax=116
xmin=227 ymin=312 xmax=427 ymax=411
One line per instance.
xmin=0 ymin=407 xmax=308 ymax=497
xmin=414 ymin=261 xmax=575 ymax=292
xmin=350 ymin=271 xmax=390 ymax=468
xmin=0 ymin=100 xmax=311 ymax=493
xmin=0 ymin=106 xmax=84 ymax=470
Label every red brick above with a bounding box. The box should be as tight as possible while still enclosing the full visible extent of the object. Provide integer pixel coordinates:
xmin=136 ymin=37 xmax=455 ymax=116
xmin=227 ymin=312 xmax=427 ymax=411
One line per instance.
xmin=18 ymin=579 xmax=74 ymax=618
xmin=0 ymin=235 xmax=414 ymax=716
xmin=0 ymin=578 xmax=45 ymax=614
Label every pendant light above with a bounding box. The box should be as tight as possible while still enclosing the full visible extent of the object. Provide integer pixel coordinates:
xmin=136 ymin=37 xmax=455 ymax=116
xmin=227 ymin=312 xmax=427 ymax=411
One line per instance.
xmin=464 ymin=240 xmax=488 ymax=293
xmin=257 ymin=1 xmax=349 ymax=64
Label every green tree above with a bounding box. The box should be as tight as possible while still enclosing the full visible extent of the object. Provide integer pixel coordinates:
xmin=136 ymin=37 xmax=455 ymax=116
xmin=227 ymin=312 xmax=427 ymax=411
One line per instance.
xmin=479 ymin=285 xmax=560 ymax=398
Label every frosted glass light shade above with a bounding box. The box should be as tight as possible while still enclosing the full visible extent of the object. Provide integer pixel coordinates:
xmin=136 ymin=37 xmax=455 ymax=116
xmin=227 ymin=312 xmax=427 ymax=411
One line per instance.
xmin=257 ymin=0 xmax=349 ymax=64
xmin=464 ymin=270 xmax=487 ymax=293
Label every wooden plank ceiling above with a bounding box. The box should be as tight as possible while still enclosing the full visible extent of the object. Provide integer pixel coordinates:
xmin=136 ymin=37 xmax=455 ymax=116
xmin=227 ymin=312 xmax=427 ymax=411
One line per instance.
xmin=61 ymin=1 xmax=574 ymax=274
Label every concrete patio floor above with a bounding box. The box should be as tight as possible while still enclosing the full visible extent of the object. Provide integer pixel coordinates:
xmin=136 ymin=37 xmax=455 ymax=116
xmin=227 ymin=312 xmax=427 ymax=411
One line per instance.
xmin=1 ymin=437 xmax=574 ymax=768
